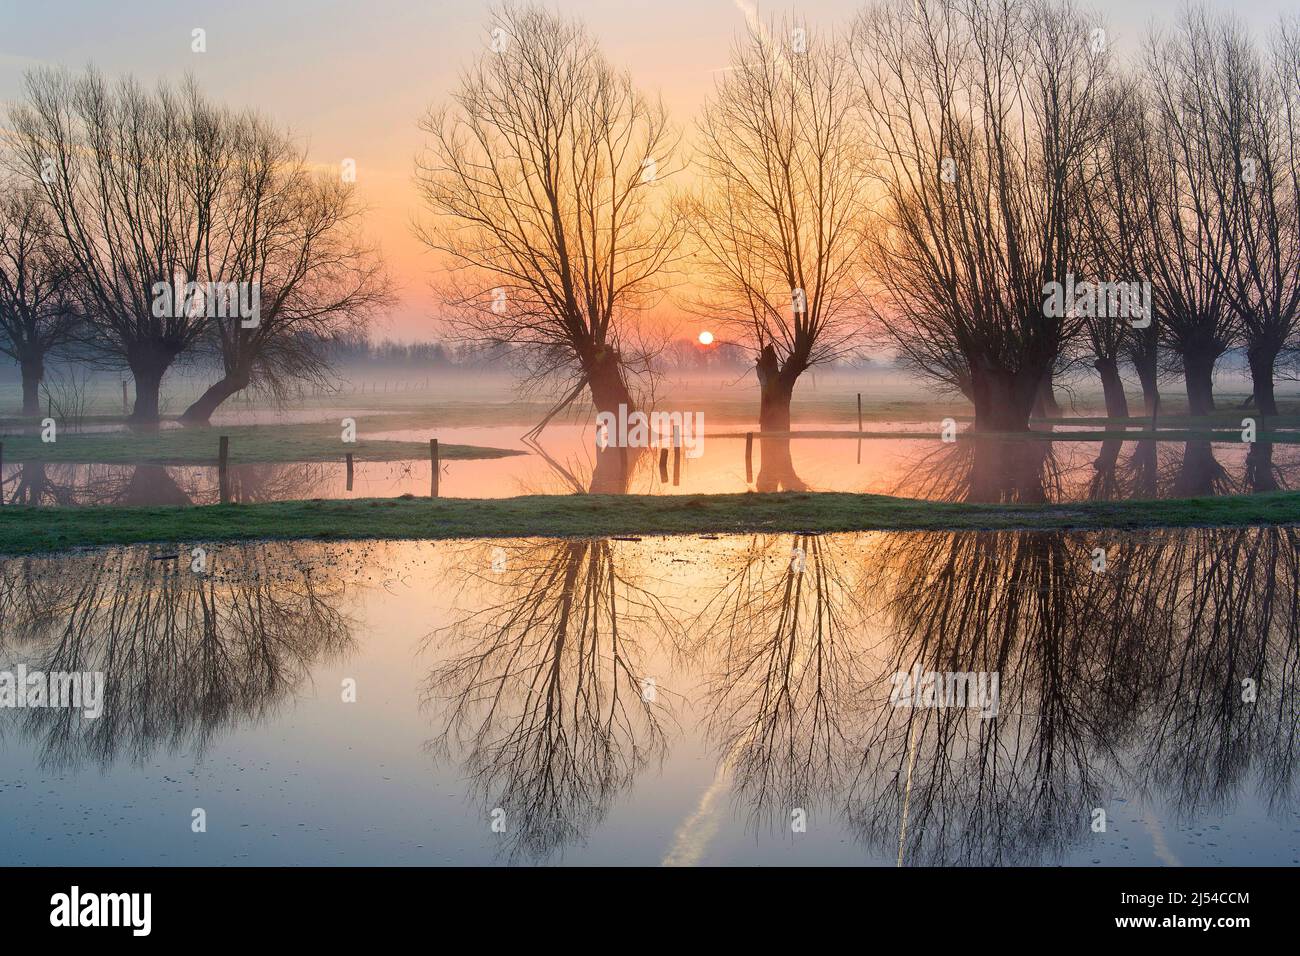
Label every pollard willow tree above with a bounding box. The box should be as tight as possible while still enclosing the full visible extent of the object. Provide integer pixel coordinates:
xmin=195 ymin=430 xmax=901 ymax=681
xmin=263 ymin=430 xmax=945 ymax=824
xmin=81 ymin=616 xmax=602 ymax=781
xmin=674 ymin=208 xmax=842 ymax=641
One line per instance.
xmin=684 ymin=20 xmax=869 ymax=433
xmin=414 ymin=3 xmax=681 ymax=425
xmin=8 ymin=70 xmax=227 ymax=423
xmin=1194 ymin=14 xmax=1300 ymax=416
xmin=1134 ymin=11 xmax=1242 ymax=417
xmin=178 ymin=117 xmax=388 ymax=425
xmin=1077 ymin=77 xmax=1156 ymax=418
xmin=0 ymin=185 xmax=78 ymax=415
xmin=851 ymin=0 xmax=1107 ymax=432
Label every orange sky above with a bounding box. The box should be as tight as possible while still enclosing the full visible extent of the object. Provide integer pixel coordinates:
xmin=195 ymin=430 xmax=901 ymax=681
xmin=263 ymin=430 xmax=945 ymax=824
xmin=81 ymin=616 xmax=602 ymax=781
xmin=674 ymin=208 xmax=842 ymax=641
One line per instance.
xmin=2 ymin=0 xmax=1292 ymax=340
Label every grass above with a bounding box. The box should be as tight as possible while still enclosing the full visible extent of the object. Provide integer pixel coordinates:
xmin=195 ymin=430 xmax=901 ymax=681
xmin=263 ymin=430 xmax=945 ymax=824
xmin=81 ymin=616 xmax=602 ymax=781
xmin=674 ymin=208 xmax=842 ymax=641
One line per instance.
xmin=2 ymin=489 xmax=1297 ymax=555
xmin=719 ymin=428 xmax=1300 ymax=443
xmin=0 ymin=423 xmax=524 ymax=465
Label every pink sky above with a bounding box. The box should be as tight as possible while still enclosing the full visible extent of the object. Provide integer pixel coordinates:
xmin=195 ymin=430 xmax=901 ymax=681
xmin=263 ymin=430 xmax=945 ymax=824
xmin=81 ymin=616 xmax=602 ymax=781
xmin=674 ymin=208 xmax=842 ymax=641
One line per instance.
xmin=1 ymin=0 xmax=1292 ymax=340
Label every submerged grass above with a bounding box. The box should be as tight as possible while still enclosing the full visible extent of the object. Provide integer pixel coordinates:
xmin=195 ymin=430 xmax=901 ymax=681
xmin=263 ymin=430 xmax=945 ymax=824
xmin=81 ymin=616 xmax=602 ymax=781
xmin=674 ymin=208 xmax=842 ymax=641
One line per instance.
xmin=0 ymin=423 xmax=524 ymax=465
xmin=2 ymin=489 xmax=1297 ymax=555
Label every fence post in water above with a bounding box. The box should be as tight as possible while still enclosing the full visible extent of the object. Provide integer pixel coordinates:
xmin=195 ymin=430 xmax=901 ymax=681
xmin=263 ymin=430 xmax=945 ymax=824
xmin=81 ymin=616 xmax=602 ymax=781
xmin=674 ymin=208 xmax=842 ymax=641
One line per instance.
xmin=345 ymin=452 xmax=354 ymax=491
xmin=857 ymin=393 xmax=863 ymax=434
xmin=218 ymin=436 xmax=230 ymax=504
xmin=430 ymin=439 xmax=440 ymax=497
xmin=658 ymin=447 xmax=669 ymax=483
xmin=672 ymin=425 xmax=681 ymax=487
xmin=745 ymin=432 xmax=754 ymax=483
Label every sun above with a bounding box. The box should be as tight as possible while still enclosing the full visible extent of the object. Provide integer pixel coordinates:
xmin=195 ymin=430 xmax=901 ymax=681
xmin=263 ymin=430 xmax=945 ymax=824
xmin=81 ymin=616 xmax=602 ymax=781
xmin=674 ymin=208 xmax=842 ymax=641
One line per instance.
xmin=697 ymin=330 xmax=715 ymax=345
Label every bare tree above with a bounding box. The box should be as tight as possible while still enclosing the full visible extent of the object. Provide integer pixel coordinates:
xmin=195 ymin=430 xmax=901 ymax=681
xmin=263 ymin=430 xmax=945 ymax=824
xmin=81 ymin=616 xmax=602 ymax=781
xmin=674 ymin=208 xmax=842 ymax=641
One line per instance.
xmin=684 ymin=19 xmax=868 ymax=432
xmin=0 ymin=184 xmax=78 ymax=414
xmin=179 ymin=118 xmax=389 ymax=424
xmin=1198 ymin=15 xmax=1300 ymax=415
xmin=414 ymin=3 xmax=681 ymax=425
xmin=1079 ymin=76 xmax=1164 ymax=417
xmin=1137 ymin=10 xmax=1242 ymax=416
xmin=851 ymin=0 xmax=1106 ymax=431
xmin=7 ymin=69 xmax=236 ymax=423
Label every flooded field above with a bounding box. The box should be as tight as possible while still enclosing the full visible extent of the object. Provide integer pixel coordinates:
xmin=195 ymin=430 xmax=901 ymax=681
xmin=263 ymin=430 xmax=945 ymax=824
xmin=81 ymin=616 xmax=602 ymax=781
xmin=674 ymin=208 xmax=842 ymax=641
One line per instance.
xmin=2 ymin=424 xmax=1296 ymax=505
xmin=1 ymin=528 xmax=1297 ymax=866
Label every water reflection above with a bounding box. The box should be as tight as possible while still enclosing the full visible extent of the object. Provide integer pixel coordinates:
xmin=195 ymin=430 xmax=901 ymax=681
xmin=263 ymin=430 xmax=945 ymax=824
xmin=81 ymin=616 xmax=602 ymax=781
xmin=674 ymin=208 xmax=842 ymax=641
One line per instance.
xmin=853 ymin=526 xmax=1300 ymax=864
xmin=0 ymin=525 xmax=1296 ymax=865
xmin=895 ymin=437 xmax=1293 ymax=504
xmin=1 ymin=434 xmax=1294 ymax=505
xmin=422 ymin=537 xmax=676 ymax=861
xmin=688 ymin=533 xmax=864 ymax=833
xmin=0 ymin=542 xmax=354 ymax=768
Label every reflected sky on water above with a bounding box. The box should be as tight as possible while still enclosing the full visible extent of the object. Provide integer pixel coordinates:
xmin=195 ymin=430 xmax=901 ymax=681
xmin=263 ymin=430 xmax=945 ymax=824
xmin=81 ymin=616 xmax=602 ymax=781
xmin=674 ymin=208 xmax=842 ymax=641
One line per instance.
xmin=2 ymin=519 xmax=1298 ymax=866
xmin=3 ymin=425 xmax=1296 ymax=505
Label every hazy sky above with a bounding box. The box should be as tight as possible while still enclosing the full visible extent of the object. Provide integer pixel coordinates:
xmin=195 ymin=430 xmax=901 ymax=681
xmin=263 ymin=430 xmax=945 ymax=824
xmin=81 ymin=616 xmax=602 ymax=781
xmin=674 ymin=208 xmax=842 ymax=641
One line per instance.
xmin=1 ymin=0 xmax=1293 ymax=340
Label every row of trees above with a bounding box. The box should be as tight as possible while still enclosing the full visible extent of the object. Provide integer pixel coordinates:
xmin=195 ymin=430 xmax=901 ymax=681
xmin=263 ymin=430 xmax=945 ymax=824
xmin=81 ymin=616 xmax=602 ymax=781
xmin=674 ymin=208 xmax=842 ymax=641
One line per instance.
xmin=418 ymin=1 xmax=1300 ymax=432
xmin=0 ymin=71 xmax=388 ymax=423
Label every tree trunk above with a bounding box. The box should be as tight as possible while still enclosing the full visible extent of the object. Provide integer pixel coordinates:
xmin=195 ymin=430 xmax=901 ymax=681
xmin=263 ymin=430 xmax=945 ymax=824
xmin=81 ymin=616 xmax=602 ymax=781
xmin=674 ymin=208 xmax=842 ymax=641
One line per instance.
xmin=1029 ymin=369 xmax=1061 ymax=420
xmin=585 ymin=347 xmax=632 ymax=416
xmin=1133 ymin=354 xmax=1160 ymax=418
xmin=1094 ymin=357 xmax=1130 ymax=419
xmin=970 ymin=362 xmax=1035 ymax=432
xmin=1182 ymin=351 xmax=1217 ymax=417
xmin=179 ymin=372 xmax=250 ymax=426
xmin=1246 ymin=345 xmax=1278 ymax=417
xmin=126 ymin=343 xmax=179 ymax=425
xmin=582 ymin=345 xmax=639 ymax=493
xmin=755 ymin=344 xmax=797 ymax=433
xmin=755 ymin=435 xmax=807 ymax=491
xmin=19 ymin=348 xmax=43 ymax=417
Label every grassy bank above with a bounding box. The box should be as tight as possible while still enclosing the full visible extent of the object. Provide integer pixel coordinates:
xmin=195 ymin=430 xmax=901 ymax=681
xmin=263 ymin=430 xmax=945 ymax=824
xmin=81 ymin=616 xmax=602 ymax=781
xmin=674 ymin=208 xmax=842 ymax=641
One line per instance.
xmin=720 ymin=428 xmax=1300 ymax=443
xmin=0 ymin=423 xmax=524 ymax=465
xmin=2 ymin=490 xmax=1297 ymax=555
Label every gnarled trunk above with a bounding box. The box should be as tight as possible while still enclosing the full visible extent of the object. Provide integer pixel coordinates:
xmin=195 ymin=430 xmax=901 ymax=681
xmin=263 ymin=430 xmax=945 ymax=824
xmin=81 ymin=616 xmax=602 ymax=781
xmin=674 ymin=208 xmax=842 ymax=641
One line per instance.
xmin=1029 ymin=368 xmax=1061 ymax=420
xmin=19 ymin=348 xmax=43 ymax=416
xmin=1094 ymin=357 xmax=1130 ymax=419
xmin=755 ymin=344 xmax=798 ymax=433
xmin=755 ymin=435 xmax=807 ymax=492
xmin=1182 ymin=351 xmax=1217 ymax=417
xmin=180 ymin=371 xmax=250 ymax=426
xmin=1133 ymin=354 xmax=1160 ymax=418
xmin=970 ymin=362 xmax=1037 ymax=432
xmin=126 ymin=342 xmax=180 ymax=425
xmin=1246 ymin=345 xmax=1278 ymax=417
xmin=585 ymin=346 xmax=632 ymax=417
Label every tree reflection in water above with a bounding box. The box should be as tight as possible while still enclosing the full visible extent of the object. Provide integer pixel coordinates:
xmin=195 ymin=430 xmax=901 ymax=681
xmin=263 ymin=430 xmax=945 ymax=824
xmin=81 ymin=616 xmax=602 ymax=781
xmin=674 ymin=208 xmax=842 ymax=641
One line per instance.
xmin=421 ymin=445 xmax=677 ymax=861
xmin=688 ymin=533 xmax=865 ymax=831
xmin=847 ymin=524 xmax=1300 ymax=865
xmin=1 ymin=460 xmax=335 ymax=506
xmin=0 ymin=542 xmax=353 ymax=768
xmin=896 ymin=436 xmax=1294 ymax=504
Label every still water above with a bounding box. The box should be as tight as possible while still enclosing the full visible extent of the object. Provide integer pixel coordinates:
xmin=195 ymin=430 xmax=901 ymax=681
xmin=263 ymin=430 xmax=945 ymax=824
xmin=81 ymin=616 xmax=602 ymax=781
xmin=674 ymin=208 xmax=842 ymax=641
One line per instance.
xmin=3 ymin=428 xmax=1296 ymax=505
xmin=2 ymin=527 xmax=1297 ymax=866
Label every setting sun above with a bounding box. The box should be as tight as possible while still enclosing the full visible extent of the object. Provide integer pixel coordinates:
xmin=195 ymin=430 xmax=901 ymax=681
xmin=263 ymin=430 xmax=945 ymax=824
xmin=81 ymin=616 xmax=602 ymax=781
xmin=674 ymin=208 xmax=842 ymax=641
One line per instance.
xmin=698 ymin=330 xmax=714 ymax=345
